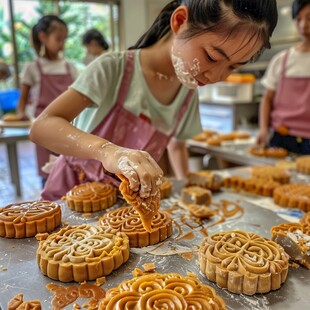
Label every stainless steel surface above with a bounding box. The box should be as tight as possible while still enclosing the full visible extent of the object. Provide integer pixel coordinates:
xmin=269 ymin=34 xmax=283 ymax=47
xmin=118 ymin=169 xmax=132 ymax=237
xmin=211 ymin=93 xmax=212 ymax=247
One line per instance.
xmin=187 ymin=139 xmax=299 ymax=167
xmin=0 ymin=177 xmax=309 ymax=309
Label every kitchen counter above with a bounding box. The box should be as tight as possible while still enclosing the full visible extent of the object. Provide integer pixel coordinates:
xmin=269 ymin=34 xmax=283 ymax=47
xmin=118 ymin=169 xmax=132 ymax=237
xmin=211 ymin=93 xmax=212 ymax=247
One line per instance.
xmin=186 ymin=138 xmax=298 ymax=168
xmin=1 ymin=170 xmax=309 ymax=309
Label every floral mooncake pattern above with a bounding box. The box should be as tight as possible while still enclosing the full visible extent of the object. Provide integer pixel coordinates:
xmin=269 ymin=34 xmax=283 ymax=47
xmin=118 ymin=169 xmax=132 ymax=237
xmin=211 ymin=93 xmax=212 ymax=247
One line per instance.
xmin=99 ymin=272 xmax=227 ymax=309
xmin=99 ymin=206 xmax=172 ymax=248
xmin=65 ymin=182 xmax=117 ymax=212
xmin=0 ymin=200 xmax=61 ymax=238
xmin=37 ymin=224 xmax=129 ymax=282
xmin=199 ymin=230 xmax=289 ymax=295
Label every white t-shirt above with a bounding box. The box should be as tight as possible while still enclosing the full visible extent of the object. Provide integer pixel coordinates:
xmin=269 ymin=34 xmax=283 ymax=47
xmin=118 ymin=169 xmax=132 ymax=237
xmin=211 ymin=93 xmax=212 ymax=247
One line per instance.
xmin=71 ymin=50 xmax=202 ymax=141
xmin=262 ymin=47 xmax=310 ymax=90
xmin=21 ymin=57 xmax=78 ymax=117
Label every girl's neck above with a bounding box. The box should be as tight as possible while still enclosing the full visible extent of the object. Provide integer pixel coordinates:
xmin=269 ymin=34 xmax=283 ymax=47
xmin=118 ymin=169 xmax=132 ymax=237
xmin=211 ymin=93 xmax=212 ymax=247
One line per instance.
xmin=141 ymin=35 xmax=177 ymax=80
xmin=296 ymin=40 xmax=310 ymax=52
xmin=43 ymin=51 xmax=61 ymax=61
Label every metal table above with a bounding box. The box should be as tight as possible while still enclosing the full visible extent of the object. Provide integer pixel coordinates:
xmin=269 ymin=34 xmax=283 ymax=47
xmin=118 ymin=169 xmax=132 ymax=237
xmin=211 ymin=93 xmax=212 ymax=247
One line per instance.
xmin=0 ymin=176 xmax=309 ymax=309
xmin=186 ymin=139 xmax=298 ymax=168
xmin=0 ymin=128 xmax=29 ymax=196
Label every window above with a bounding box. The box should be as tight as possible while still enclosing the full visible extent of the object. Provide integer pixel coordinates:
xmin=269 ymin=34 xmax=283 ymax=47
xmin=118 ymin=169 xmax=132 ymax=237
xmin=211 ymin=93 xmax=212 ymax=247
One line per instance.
xmin=0 ymin=0 xmax=120 ymax=88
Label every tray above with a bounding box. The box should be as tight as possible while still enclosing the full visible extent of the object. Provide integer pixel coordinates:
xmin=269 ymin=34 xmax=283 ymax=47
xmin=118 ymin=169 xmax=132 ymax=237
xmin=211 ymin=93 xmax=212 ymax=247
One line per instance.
xmin=0 ymin=178 xmax=309 ymax=309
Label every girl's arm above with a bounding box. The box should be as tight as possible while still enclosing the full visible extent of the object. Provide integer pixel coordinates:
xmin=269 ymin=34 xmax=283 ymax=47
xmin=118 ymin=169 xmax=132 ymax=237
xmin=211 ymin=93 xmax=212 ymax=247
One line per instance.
xmin=30 ymin=88 xmax=163 ymax=197
xmin=167 ymin=138 xmax=189 ymax=179
xmin=257 ymin=88 xmax=275 ymax=145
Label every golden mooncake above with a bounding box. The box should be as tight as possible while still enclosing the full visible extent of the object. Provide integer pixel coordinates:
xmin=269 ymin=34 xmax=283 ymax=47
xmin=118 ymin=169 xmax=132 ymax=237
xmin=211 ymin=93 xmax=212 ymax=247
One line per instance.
xmin=273 ymin=184 xmax=310 ymax=212
xmin=64 ymin=181 xmax=117 ymax=212
xmin=99 ymin=206 xmax=172 ymax=248
xmin=296 ymin=155 xmax=310 ymax=174
xmin=199 ymin=230 xmax=289 ymax=295
xmin=271 ymin=222 xmax=310 ymax=269
xmin=0 ymin=201 xmax=61 ymax=238
xmin=98 ymin=272 xmax=227 ymax=309
xmin=251 ymin=166 xmax=290 ymax=184
xmin=117 ymin=174 xmax=160 ymax=232
xmin=37 ymin=224 xmax=129 ymax=282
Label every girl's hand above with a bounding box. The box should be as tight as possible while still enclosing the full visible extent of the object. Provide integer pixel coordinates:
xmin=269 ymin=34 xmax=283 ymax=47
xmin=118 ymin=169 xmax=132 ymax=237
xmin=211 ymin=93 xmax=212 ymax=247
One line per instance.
xmin=98 ymin=142 xmax=163 ymax=198
xmin=256 ymin=129 xmax=268 ymax=146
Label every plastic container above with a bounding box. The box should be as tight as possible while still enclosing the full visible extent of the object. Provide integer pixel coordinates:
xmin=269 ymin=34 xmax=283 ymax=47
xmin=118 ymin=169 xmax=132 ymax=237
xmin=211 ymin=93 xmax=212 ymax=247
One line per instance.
xmin=0 ymin=88 xmax=20 ymax=112
xmin=211 ymin=74 xmax=256 ymax=104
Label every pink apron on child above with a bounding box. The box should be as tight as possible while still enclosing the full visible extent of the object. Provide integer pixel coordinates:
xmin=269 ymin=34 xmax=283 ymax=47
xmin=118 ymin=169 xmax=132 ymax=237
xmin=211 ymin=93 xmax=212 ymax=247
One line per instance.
xmin=35 ymin=60 xmax=73 ymax=178
xmin=41 ymin=51 xmax=194 ymax=200
xmin=271 ymin=50 xmax=310 ymax=138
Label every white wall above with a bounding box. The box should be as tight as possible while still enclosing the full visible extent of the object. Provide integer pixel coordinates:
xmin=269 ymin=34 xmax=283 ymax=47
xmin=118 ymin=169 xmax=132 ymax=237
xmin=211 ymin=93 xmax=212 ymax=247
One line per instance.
xmin=120 ymin=0 xmax=170 ymax=48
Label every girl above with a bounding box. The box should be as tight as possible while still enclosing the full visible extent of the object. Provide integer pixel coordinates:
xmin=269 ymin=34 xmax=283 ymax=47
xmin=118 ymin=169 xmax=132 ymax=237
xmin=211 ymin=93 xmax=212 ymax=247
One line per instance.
xmin=82 ymin=29 xmax=110 ymax=65
xmin=257 ymin=0 xmax=310 ymax=154
xmin=8 ymin=15 xmax=78 ymax=185
xmin=30 ymin=0 xmax=278 ymax=201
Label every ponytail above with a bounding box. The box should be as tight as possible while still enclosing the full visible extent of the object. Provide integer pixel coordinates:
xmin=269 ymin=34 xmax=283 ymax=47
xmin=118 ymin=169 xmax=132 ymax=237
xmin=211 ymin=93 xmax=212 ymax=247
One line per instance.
xmin=129 ymin=0 xmax=181 ymax=49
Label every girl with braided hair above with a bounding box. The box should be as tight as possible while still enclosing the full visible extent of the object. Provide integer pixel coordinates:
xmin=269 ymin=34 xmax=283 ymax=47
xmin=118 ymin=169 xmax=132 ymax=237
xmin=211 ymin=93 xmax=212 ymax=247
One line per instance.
xmin=30 ymin=0 xmax=278 ymax=201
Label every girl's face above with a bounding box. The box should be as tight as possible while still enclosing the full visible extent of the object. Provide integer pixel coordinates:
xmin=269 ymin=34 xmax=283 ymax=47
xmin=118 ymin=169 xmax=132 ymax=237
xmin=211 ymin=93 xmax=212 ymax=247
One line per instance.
xmin=42 ymin=23 xmax=68 ymax=57
xmin=171 ymin=28 xmax=262 ymax=88
xmin=295 ymin=4 xmax=310 ymax=40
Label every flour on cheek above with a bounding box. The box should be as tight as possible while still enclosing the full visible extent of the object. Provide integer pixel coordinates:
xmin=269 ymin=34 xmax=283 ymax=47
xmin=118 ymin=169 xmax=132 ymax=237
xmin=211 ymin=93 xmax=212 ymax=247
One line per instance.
xmin=171 ymin=47 xmax=199 ymax=89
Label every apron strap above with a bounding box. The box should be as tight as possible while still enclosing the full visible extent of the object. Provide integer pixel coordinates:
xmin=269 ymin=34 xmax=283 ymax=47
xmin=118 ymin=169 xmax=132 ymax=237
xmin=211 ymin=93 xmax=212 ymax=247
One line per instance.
xmin=114 ymin=51 xmax=135 ymax=107
xmin=280 ymin=49 xmax=290 ymax=77
xmin=36 ymin=59 xmax=43 ymax=74
xmin=169 ymin=89 xmax=195 ymax=137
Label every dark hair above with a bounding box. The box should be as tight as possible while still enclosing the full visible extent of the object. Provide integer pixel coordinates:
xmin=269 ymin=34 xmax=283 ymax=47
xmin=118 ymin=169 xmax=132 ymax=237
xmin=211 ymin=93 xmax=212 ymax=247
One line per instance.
xmin=292 ymin=0 xmax=310 ymax=19
xmin=32 ymin=15 xmax=67 ymax=55
xmin=82 ymin=29 xmax=109 ymax=50
xmin=130 ymin=0 xmax=278 ymax=60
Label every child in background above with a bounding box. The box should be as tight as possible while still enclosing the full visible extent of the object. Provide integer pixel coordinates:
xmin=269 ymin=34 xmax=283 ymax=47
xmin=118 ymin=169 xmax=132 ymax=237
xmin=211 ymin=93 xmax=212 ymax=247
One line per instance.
xmin=257 ymin=0 xmax=310 ymax=154
xmin=82 ymin=29 xmax=109 ymax=65
xmin=7 ymin=15 xmax=78 ymax=186
xmin=30 ymin=0 xmax=278 ymax=201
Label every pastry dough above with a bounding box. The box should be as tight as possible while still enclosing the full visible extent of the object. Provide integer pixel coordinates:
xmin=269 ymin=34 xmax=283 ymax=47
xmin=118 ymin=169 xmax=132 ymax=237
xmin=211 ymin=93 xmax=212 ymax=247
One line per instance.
xmin=37 ymin=224 xmax=129 ymax=282
xmin=0 ymin=201 xmax=61 ymax=238
xmin=271 ymin=222 xmax=310 ymax=268
xmin=181 ymin=186 xmax=212 ymax=205
xmin=199 ymin=230 xmax=289 ymax=295
xmin=98 ymin=272 xmax=226 ymax=309
xmin=99 ymin=206 xmax=172 ymax=248
xmin=273 ymin=184 xmax=310 ymax=211
xmin=117 ymin=174 xmax=160 ymax=232
xmin=160 ymin=177 xmax=172 ymax=199
xmin=65 ymin=182 xmax=116 ymax=212
xmin=7 ymin=293 xmax=41 ymax=310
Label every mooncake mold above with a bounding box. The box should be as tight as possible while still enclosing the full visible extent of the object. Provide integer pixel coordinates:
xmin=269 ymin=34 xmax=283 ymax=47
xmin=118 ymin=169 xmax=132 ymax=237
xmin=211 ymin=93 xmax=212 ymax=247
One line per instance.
xmin=64 ymin=182 xmax=117 ymax=212
xmin=98 ymin=272 xmax=227 ymax=310
xmin=37 ymin=224 xmax=129 ymax=282
xmin=199 ymin=230 xmax=289 ymax=295
xmin=0 ymin=200 xmax=61 ymax=238
xmin=99 ymin=206 xmax=172 ymax=248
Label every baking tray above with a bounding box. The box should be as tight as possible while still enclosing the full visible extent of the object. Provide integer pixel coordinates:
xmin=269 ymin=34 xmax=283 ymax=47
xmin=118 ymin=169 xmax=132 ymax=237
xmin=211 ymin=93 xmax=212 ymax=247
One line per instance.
xmin=0 ymin=178 xmax=309 ymax=309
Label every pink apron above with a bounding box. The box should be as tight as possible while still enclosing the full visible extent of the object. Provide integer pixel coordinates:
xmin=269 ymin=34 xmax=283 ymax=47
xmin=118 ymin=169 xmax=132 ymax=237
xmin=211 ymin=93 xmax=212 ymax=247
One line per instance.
xmin=271 ymin=49 xmax=310 ymax=138
xmin=41 ymin=51 xmax=194 ymax=200
xmin=35 ymin=60 xmax=73 ymax=178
